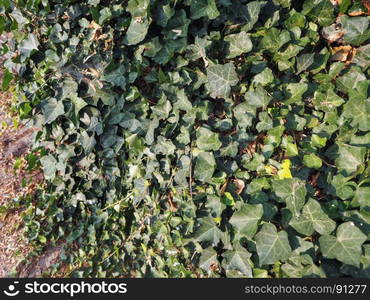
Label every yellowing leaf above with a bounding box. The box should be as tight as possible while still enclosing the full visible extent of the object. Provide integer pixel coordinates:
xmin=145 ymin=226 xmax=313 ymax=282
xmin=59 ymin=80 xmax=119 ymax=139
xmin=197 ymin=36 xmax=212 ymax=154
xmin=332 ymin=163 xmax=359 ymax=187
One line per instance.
xmin=264 ymin=165 xmax=277 ymax=175
xmin=213 ymin=217 xmax=222 ymax=225
xmin=277 ymin=159 xmax=293 ymax=179
xmin=222 ymin=192 xmax=235 ymax=206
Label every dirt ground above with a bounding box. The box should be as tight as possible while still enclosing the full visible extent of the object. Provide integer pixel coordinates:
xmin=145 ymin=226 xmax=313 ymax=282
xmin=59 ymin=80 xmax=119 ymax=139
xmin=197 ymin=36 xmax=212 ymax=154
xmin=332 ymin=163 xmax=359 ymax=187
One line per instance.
xmin=0 ymin=40 xmax=62 ymax=277
xmin=0 ymin=89 xmax=38 ymax=277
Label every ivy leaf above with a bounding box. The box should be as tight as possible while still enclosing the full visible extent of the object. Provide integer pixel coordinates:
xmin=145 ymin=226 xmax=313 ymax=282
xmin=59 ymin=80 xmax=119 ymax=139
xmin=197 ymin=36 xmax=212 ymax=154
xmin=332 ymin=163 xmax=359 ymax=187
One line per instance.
xmin=252 ymin=68 xmax=274 ymax=87
xmin=342 ymin=95 xmax=370 ymax=132
xmin=124 ymin=18 xmax=150 ymax=45
xmin=2 ymin=69 xmax=13 ymax=91
xmin=156 ymin=4 xmax=175 ymax=27
xmin=272 ymin=178 xmax=307 ymax=217
xmin=40 ymin=155 xmax=57 ymax=181
xmin=79 ymin=131 xmax=97 ymax=154
xmin=190 ymin=0 xmax=220 ymax=20
xmin=256 ymin=111 xmax=273 ymax=132
xmin=98 ymin=7 xmax=112 ymax=24
xmin=241 ymin=1 xmax=263 ymax=32
xmin=335 ymin=143 xmax=366 ymax=175
xmin=194 ymin=152 xmax=216 ymax=182
xmin=303 ymin=0 xmax=334 ymax=26
xmin=353 ymin=182 xmax=370 ymax=208
xmin=303 ymin=153 xmax=322 ymax=169
xmin=290 ymin=199 xmax=336 ymax=236
xmin=312 ymin=89 xmax=345 ymax=111
xmin=255 ymin=223 xmax=292 ymax=265
xmin=285 ymin=83 xmax=308 ymax=104
xmin=224 ymin=31 xmax=252 ymax=59
xmin=41 ymin=98 xmax=65 ymax=124
xmin=286 ymin=142 xmax=299 ymax=157
xmin=353 ymin=44 xmax=370 ymax=69
xmin=222 ymin=243 xmax=253 ymax=277
xmin=19 ymin=33 xmax=39 ymax=58
xmin=339 ymin=0 xmax=351 ymax=13
xmin=196 ymin=126 xmax=222 ymax=151
xmin=336 ymin=67 xmax=366 ymax=93
xmin=127 ymin=0 xmax=150 ymax=16
xmin=207 ymin=63 xmax=238 ymax=99
xmin=193 ymin=216 xmax=223 ymax=246
xmin=245 ymin=85 xmax=271 ymax=108
xmin=186 ymin=36 xmax=211 ymax=62
xmin=199 ymin=247 xmax=219 ymax=271
xmin=341 ymin=16 xmax=370 ymax=46
xmin=259 ymin=28 xmax=290 ymax=52
xmin=296 ymin=53 xmax=315 ymax=74
xmin=233 ymin=102 xmax=255 ymax=128
xmin=277 ymin=159 xmax=293 ymax=179
xmin=229 ymin=203 xmax=263 ymax=239
xmin=319 ymin=222 xmax=367 ymax=267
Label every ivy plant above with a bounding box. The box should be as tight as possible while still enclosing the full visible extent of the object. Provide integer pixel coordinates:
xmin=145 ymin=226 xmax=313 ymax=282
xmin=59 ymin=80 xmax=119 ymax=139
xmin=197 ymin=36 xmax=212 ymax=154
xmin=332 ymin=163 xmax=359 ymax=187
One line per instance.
xmin=1 ymin=0 xmax=369 ymax=278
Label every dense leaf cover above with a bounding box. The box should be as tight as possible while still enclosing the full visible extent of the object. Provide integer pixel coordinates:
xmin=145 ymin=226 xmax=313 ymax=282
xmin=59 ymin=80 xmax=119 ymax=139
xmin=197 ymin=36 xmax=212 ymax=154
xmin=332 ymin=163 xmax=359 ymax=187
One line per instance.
xmin=1 ymin=0 xmax=370 ymax=277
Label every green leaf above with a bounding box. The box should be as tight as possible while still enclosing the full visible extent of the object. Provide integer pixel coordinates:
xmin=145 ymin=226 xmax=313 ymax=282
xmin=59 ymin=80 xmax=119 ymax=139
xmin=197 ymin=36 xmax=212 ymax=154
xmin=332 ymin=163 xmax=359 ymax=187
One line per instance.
xmin=2 ymin=69 xmax=13 ymax=91
xmin=311 ymin=135 xmax=327 ymax=148
xmin=221 ymin=192 xmax=235 ymax=207
xmin=286 ymin=142 xmax=299 ymax=157
xmin=193 ymin=216 xmax=223 ymax=246
xmin=303 ymin=153 xmax=322 ymax=169
xmin=252 ymin=68 xmax=274 ymax=87
xmin=196 ymin=126 xmax=222 ymax=151
xmin=186 ymin=36 xmax=211 ymax=61
xmin=19 ymin=33 xmax=39 ymax=58
xmin=194 ymin=152 xmax=216 ymax=182
xmin=40 ymin=155 xmax=57 ymax=181
xmin=229 ymin=203 xmax=263 ymax=239
xmin=156 ymin=4 xmax=175 ymax=27
xmin=353 ymin=183 xmax=370 ymax=208
xmin=336 ymin=67 xmax=366 ymax=93
xmin=335 ymin=143 xmax=366 ymax=175
xmin=256 ymin=111 xmax=273 ymax=132
xmin=241 ymin=1 xmax=263 ymax=32
xmin=272 ymin=178 xmax=307 ymax=217
xmin=342 ymin=95 xmax=370 ymax=132
xmin=259 ymin=28 xmax=290 ymax=53
xmin=285 ymin=83 xmax=308 ymax=104
xmin=290 ymin=198 xmax=336 ymax=236
xmin=339 ymin=0 xmax=351 ymax=13
xmin=222 ymin=243 xmax=253 ymax=277
xmin=319 ymin=222 xmax=367 ymax=267
xmin=124 ymin=18 xmax=150 ymax=45
xmin=233 ymin=102 xmax=256 ymax=128
xmin=303 ymin=0 xmax=334 ymax=26
xmin=312 ymin=89 xmax=345 ymax=112
xmin=224 ymin=31 xmax=252 ymax=59
xmin=353 ymin=44 xmax=370 ymax=69
xmin=207 ymin=63 xmax=238 ymax=99
xmin=41 ymin=98 xmax=65 ymax=124
xmin=244 ymin=85 xmax=271 ymax=108
xmin=255 ymin=223 xmax=292 ymax=265
xmin=296 ymin=53 xmax=314 ymax=74
xmin=341 ymin=16 xmax=370 ymax=46
xmin=98 ymin=7 xmax=112 ymax=24
xmin=199 ymin=247 xmax=219 ymax=271
xmin=127 ymin=0 xmax=150 ymax=17
xmin=190 ymin=0 xmax=220 ymax=20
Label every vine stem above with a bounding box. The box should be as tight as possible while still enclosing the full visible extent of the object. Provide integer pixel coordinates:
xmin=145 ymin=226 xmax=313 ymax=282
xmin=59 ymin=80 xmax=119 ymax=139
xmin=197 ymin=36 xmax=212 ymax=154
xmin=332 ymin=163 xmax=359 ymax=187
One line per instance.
xmin=189 ymin=137 xmax=193 ymax=202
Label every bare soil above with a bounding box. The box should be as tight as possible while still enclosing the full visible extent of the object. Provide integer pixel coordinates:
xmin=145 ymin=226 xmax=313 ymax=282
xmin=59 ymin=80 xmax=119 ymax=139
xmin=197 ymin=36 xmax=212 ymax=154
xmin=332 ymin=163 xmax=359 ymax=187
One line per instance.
xmin=0 ymin=39 xmax=63 ymax=277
